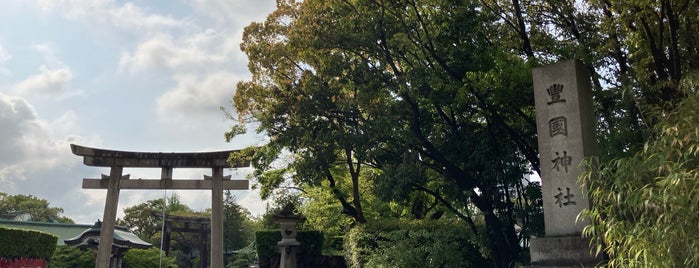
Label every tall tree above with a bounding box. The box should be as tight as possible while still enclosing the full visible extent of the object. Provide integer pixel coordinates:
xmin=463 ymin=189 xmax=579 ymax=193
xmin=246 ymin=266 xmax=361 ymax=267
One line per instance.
xmin=231 ymin=0 xmax=541 ymax=266
xmin=0 ymin=192 xmax=73 ymax=223
xmin=223 ymin=190 xmax=254 ymax=253
xmin=117 ymin=193 xmax=193 ymax=242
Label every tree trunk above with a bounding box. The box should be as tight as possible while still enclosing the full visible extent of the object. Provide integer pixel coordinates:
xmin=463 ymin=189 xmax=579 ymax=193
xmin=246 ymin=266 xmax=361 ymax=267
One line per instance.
xmin=471 ymin=191 xmax=520 ymax=268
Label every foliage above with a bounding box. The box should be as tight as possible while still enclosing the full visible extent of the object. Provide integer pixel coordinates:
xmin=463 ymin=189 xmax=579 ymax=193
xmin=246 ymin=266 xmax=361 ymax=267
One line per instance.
xmin=223 ymin=191 xmax=255 ymax=253
xmin=0 ymin=192 xmax=73 ymax=223
xmin=299 ymin=177 xmax=405 ymax=235
xmin=117 ymin=196 xmax=178 ymax=242
xmin=0 ymin=226 xmax=57 ymax=259
xmin=480 ymin=0 xmax=699 ymax=159
xmin=581 ymin=77 xmax=699 ymax=267
xmin=232 ymin=1 xmax=542 ymax=266
xmin=123 ymin=247 xmax=177 ymax=268
xmin=226 ymin=241 xmax=258 ymax=268
xmin=344 ymin=219 xmax=489 ymax=268
xmin=257 ymin=192 xmax=303 ymax=230
xmin=50 ymin=246 xmax=95 ymax=268
xmin=324 ymin=236 xmax=344 ymax=256
xmin=117 ymin=193 xmax=253 ymax=268
xmin=254 ymin=230 xmax=323 ymax=259
xmin=231 ymin=0 xmax=699 ymax=267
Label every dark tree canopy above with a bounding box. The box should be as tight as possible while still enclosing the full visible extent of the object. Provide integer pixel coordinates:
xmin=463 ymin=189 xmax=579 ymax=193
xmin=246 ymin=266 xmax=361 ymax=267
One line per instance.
xmin=230 ymin=0 xmax=699 ymax=267
xmin=233 ymin=0 xmax=538 ymax=266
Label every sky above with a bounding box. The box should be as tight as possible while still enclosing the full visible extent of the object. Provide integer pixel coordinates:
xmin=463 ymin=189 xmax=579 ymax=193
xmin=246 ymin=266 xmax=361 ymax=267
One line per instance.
xmin=0 ymin=0 xmax=277 ymax=224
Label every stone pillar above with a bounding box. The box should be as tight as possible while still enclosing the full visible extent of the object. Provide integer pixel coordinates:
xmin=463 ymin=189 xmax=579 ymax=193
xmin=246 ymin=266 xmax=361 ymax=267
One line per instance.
xmin=529 ymin=60 xmax=602 ymax=267
xmin=163 ymin=222 xmax=171 ymax=256
xmin=274 ymin=215 xmax=304 ymax=268
xmin=200 ymin=224 xmax=209 ymax=268
xmin=96 ymin=166 xmax=122 ymax=268
xmin=211 ymin=167 xmax=224 ymax=268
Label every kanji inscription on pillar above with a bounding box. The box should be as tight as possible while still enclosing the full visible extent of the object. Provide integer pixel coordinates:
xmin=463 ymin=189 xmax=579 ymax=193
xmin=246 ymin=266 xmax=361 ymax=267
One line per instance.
xmin=546 ymin=84 xmax=566 ymax=104
xmin=552 ymin=151 xmax=572 ymax=173
xmin=554 ymin=187 xmax=576 ymax=207
xmin=533 ymin=60 xmax=598 ymax=236
xmin=549 ymin=116 xmax=567 ymax=137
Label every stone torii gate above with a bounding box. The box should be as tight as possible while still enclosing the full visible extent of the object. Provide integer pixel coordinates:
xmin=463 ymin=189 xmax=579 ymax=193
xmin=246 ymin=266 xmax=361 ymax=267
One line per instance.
xmin=71 ymin=144 xmax=250 ymax=268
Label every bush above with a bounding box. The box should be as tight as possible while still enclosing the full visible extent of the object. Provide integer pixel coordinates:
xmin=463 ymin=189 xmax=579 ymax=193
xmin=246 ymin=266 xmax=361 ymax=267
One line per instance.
xmin=344 ymin=220 xmax=490 ymax=268
xmin=0 ymin=226 xmax=57 ymax=259
xmin=227 ymin=242 xmax=258 ymax=268
xmin=123 ymin=247 xmax=176 ymax=268
xmin=50 ymin=246 xmax=95 ymax=268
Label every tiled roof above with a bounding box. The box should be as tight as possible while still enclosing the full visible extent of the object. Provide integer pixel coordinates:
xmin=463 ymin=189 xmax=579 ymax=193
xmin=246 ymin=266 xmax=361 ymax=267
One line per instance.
xmin=65 ymin=222 xmax=151 ymax=249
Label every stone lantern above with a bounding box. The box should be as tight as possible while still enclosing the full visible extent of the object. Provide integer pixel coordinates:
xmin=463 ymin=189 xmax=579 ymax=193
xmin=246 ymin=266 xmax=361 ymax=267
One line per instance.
xmin=273 ymin=203 xmax=305 ymax=268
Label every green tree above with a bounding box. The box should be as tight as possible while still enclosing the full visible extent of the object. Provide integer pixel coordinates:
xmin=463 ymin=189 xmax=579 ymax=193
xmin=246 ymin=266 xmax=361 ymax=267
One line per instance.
xmin=117 ymin=194 xmax=204 ymax=268
xmin=581 ymin=78 xmax=699 ymax=267
xmin=223 ymin=190 xmax=254 ymax=253
xmin=231 ymin=1 xmax=541 ymax=266
xmin=0 ymin=192 xmax=73 ymax=223
xmin=117 ymin=193 xmax=256 ymax=268
xmin=117 ymin=193 xmax=193 ymax=242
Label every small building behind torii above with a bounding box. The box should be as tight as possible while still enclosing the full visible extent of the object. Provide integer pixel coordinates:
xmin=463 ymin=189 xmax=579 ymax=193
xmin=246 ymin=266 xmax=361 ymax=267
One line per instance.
xmin=65 ymin=220 xmax=152 ymax=268
xmin=156 ymin=212 xmax=212 ymax=268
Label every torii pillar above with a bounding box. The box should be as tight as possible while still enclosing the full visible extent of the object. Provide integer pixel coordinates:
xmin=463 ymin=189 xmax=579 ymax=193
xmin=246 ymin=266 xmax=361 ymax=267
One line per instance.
xmin=71 ymin=144 xmax=250 ymax=268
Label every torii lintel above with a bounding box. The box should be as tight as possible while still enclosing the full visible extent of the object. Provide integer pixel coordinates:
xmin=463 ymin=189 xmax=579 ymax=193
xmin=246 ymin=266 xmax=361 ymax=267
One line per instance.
xmin=70 ymin=144 xmax=249 ymax=168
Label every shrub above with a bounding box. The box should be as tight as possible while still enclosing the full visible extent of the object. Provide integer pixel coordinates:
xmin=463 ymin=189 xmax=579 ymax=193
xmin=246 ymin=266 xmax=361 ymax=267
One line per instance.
xmin=0 ymin=226 xmax=57 ymax=259
xmin=50 ymin=246 xmax=95 ymax=268
xmin=345 ymin=220 xmax=490 ymax=268
xmin=123 ymin=247 xmax=176 ymax=268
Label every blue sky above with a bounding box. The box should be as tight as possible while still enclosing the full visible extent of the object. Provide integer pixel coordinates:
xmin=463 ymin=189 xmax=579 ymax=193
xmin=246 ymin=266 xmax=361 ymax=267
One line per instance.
xmin=0 ymin=0 xmax=276 ymax=223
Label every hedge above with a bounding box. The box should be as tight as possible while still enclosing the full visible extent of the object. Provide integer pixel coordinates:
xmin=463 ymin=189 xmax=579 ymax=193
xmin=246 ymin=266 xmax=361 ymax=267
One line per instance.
xmin=255 ymin=230 xmax=323 ymax=258
xmin=0 ymin=226 xmax=57 ymax=259
xmin=344 ymin=220 xmax=490 ymax=268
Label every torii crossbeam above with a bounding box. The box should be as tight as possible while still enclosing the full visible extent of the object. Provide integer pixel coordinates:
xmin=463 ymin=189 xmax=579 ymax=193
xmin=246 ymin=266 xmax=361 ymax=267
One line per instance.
xmin=71 ymin=144 xmax=250 ymax=268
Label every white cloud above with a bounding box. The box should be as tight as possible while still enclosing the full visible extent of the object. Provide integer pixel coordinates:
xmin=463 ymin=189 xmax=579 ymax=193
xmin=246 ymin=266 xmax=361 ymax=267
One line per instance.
xmin=0 ymin=93 xmax=104 ymax=223
xmin=0 ymin=94 xmax=39 ymax=166
xmin=108 ymin=2 xmax=187 ymax=29
xmin=188 ymin=0 xmax=276 ymax=25
xmin=156 ymin=71 xmax=240 ymax=122
xmin=0 ymin=93 xmax=93 ymax=186
xmin=11 ymin=66 xmax=80 ymax=98
xmin=236 ymin=189 xmax=267 ymax=217
xmin=2 ymin=0 xmax=271 ymax=223
xmin=36 ymin=0 xmax=111 ymax=18
xmin=119 ymin=31 xmax=231 ymax=73
xmin=10 ymin=44 xmax=82 ymax=98
xmin=35 ymin=0 xmax=188 ymax=30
